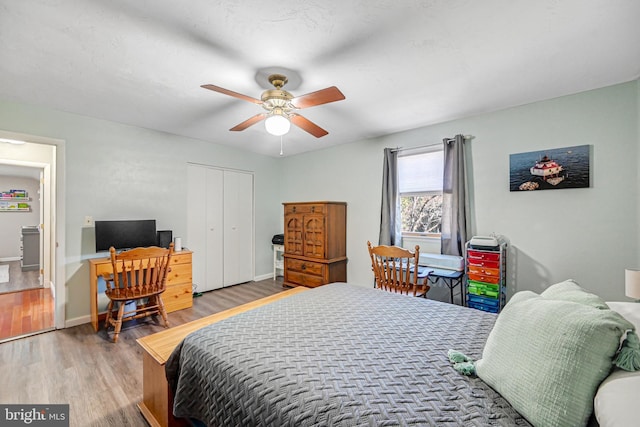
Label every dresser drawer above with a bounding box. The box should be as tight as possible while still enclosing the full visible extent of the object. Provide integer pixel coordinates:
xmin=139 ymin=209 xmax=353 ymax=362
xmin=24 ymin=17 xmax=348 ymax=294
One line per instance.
xmin=163 ymin=283 xmax=193 ymax=312
xmin=284 ymin=204 xmax=326 ymax=215
xmin=166 ymin=262 xmax=192 ymax=285
xmin=286 ymin=271 xmax=326 ymax=288
xmin=171 ymin=251 xmax=192 ymax=265
xmin=285 ymin=258 xmax=325 ymax=277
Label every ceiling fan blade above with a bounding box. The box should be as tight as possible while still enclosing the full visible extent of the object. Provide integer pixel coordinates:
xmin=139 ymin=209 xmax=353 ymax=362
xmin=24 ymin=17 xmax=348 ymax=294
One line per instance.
xmin=230 ymin=113 xmax=267 ymax=131
xmin=290 ymin=86 xmax=345 ymax=109
xmin=290 ymin=113 xmax=329 ymax=138
xmin=201 ymin=84 xmax=263 ymax=105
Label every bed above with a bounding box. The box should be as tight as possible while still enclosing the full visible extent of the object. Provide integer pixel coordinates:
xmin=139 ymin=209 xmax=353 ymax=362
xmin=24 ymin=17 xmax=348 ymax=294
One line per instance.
xmin=165 ymin=283 xmax=530 ymax=426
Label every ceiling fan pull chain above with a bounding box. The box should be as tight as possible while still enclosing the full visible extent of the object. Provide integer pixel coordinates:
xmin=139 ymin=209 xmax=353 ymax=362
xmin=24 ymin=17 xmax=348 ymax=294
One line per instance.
xmin=280 ymin=135 xmax=284 ymax=156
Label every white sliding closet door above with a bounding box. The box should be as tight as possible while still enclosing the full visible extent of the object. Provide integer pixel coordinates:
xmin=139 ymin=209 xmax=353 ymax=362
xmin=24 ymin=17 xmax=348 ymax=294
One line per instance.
xmin=223 ymin=170 xmax=254 ymax=286
xmin=187 ymin=166 xmax=223 ymax=292
xmin=187 ymin=164 xmax=253 ymax=292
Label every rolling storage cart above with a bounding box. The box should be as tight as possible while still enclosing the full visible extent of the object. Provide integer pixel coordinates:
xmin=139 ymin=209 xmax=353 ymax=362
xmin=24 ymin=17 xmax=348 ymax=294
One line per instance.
xmin=465 ymin=237 xmax=507 ymax=313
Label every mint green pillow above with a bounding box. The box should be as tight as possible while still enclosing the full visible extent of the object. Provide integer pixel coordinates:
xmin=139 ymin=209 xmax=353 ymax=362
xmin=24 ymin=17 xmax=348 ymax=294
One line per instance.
xmin=475 ymin=291 xmax=634 ymax=427
xmin=541 ymin=279 xmax=609 ymax=309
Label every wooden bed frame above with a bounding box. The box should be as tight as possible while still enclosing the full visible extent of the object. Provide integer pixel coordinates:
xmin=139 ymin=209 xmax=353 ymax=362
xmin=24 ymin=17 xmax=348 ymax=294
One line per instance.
xmin=136 ymin=287 xmax=309 ymax=427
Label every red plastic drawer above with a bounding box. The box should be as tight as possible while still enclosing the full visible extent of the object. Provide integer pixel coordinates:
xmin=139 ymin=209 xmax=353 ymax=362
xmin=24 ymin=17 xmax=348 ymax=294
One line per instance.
xmin=468 ymin=272 xmax=500 ymax=284
xmin=467 ymin=250 xmax=500 ymax=261
xmin=467 ymin=258 xmax=500 ymax=269
xmin=468 ymin=265 xmax=500 ymax=277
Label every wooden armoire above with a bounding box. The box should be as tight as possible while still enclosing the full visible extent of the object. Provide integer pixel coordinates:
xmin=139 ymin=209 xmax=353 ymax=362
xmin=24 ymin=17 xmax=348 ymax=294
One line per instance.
xmin=282 ymin=201 xmax=347 ymax=288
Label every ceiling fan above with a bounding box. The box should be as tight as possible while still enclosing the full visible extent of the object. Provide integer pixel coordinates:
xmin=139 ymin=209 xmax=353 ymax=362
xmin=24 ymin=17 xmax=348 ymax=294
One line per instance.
xmin=201 ymin=74 xmax=345 ymax=138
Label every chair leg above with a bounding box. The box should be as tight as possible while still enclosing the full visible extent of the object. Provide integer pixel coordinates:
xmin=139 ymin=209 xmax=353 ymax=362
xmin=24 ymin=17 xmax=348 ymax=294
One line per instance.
xmin=112 ymin=301 xmax=126 ymax=343
xmin=157 ymin=295 xmax=169 ymax=328
xmin=104 ymin=300 xmax=114 ymax=330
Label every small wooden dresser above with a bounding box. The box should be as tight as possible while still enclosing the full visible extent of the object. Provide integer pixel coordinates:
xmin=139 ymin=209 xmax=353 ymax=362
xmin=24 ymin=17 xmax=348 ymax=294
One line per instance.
xmin=282 ymin=201 xmax=347 ymax=288
xmin=89 ymin=250 xmax=193 ymax=331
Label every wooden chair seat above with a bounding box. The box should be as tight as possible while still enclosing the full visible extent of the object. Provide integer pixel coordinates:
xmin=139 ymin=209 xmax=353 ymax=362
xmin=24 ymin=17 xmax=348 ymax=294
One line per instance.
xmin=101 ymin=244 xmax=174 ymax=342
xmin=367 ymin=241 xmax=431 ymax=297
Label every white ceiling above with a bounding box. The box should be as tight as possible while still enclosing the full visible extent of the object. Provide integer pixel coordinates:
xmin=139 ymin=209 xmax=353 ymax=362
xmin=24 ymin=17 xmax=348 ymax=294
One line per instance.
xmin=0 ymin=1 xmax=638 ymax=157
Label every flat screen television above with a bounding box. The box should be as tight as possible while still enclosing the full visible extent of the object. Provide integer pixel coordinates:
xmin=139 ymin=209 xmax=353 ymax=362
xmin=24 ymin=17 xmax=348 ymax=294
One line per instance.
xmin=95 ymin=219 xmax=157 ymax=252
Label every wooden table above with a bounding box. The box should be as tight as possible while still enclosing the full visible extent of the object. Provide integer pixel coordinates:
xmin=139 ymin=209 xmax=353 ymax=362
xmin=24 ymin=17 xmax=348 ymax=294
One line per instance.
xmin=136 ymin=286 xmax=308 ymax=427
xmin=88 ymin=250 xmax=193 ymax=332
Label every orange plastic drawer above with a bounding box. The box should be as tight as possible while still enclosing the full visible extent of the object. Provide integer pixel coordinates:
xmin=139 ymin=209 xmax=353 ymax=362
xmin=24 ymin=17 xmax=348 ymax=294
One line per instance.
xmin=468 ymin=272 xmax=500 ymax=284
xmin=467 ymin=250 xmax=500 ymax=261
xmin=468 ymin=265 xmax=500 ymax=277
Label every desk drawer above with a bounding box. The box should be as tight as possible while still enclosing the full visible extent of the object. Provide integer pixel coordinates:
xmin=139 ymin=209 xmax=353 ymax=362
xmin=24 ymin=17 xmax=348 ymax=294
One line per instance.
xmin=163 ymin=283 xmax=192 ymax=312
xmin=167 ymin=263 xmax=192 ymax=285
xmin=171 ymin=251 xmax=192 ymax=265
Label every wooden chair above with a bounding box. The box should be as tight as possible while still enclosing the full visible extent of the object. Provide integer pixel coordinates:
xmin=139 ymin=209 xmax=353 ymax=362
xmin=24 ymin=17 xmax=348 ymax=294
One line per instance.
xmin=367 ymin=241 xmax=431 ymax=297
xmin=102 ymin=243 xmax=174 ymax=342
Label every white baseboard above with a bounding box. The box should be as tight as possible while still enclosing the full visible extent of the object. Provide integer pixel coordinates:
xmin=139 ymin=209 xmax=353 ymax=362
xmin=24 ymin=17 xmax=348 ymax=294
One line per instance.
xmin=0 ymin=256 xmax=21 ymax=262
xmin=254 ymin=272 xmax=274 ymax=282
xmin=65 ymin=315 xmax=91 ymax=328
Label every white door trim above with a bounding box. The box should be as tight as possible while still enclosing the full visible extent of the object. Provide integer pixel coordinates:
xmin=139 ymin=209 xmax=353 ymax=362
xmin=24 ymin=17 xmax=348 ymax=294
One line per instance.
xmin=0 ymin=130 xmax=66 ymax=329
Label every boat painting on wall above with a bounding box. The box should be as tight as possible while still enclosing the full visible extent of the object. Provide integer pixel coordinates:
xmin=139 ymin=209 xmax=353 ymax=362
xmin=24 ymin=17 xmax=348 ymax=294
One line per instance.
xmin=509 ymin=145 xmax=590 ymax=191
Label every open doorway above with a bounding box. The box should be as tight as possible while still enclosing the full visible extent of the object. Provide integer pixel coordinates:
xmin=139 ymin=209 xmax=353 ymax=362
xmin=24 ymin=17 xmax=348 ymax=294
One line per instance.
xmin=0 ymin=137 xmax=59 ymax=342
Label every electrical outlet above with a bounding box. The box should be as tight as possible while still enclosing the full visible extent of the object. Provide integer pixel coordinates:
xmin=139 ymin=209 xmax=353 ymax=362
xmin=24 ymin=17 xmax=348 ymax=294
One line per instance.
xmin=84 ymin=216 xmax=94 ymax=227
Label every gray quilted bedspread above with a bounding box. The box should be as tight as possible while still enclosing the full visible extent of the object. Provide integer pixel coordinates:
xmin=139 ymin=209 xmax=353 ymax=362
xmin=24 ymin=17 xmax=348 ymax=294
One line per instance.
xmin=166 ymin=282 xmax=531 ymax=426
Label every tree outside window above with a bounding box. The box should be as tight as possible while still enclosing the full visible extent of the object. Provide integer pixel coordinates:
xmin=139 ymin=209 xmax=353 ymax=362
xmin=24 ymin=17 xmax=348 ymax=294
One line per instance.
xmin=398 ymin=149 xmax=443 ymax=236
xmin=400 ymin=194 xmax=442 ymax=234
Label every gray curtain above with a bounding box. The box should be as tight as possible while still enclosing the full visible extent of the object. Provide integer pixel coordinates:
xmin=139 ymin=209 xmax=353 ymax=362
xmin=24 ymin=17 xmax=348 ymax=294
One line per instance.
xmin=441 ymin=134 xmax=469 ymax=256
xmin=379 ymin=148 xmax=401 ymax=246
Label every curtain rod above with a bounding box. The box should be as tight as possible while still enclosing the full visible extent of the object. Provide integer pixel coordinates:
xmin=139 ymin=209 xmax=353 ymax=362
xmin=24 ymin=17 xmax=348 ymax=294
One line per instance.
xmin=391 ymin=134 xmax=474 ymax=153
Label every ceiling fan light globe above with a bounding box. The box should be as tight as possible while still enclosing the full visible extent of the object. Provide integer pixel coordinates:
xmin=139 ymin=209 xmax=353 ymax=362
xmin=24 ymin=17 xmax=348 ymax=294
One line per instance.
xmin=265 ymin=115 xmax=291 ymax=136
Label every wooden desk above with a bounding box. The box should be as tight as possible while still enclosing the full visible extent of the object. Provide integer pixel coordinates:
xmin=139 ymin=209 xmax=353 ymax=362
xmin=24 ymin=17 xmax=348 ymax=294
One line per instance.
xmin=136 ymin=287 xmax=308 ymax=427
xmin=88 ymin=250 xmax=193 ymax=332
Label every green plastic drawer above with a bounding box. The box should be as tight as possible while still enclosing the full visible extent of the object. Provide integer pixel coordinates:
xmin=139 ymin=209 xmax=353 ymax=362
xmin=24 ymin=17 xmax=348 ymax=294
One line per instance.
xmin=467 ymin=280 xmax=500 ymax=298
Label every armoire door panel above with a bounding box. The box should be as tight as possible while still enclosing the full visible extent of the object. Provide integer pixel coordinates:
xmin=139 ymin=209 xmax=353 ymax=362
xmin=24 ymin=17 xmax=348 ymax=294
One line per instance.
xmin=303 ymin=214 xmax=326 ymax=258
xmin=284 ymin=214 xmax=304 ymax=255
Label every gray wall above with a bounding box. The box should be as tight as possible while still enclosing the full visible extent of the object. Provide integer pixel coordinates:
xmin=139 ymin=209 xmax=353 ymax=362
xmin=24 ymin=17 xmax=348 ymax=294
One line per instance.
xmin=0 ymin=79 xmax=638 ymax=324
xmin=281 ymin=80 xmax=639 ymax=302
xmin=0 ymin=176 xmax=40 ymax=259
xmin=0 ymin=98 xmax=283 ymax=322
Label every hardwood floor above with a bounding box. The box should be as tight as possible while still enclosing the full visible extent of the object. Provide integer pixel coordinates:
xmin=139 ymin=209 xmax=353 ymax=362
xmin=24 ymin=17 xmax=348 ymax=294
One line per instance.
xmin=0 ymin=277 xmax=286 ymax=427
xmin=0 ymin=288 xmax=54 ymax=340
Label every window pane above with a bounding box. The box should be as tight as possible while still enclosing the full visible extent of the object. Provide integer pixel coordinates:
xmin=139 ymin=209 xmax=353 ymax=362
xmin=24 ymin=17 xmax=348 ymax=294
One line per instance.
xmin=398 ymin=151 xmax=443 ymax=193
xmin=400 ymin=194 xmax=442 ymax=233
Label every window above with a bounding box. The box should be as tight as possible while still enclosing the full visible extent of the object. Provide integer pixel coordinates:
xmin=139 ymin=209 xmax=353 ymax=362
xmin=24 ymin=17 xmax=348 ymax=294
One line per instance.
xmin=398 ymin=148 xmax=443 ymax=236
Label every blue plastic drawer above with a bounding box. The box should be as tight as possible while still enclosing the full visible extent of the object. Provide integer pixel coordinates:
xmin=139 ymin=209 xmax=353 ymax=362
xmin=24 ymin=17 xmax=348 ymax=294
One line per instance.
xmin=467 ymin=294 xmax=500 ymax=308
xmin=468 ymin=301 xmax=500 ymax=313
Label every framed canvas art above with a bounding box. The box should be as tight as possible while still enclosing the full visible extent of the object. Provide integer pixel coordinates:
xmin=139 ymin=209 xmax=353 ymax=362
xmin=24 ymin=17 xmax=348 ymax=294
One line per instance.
xmin=509 ymin=145 xmax=590 ymax=191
